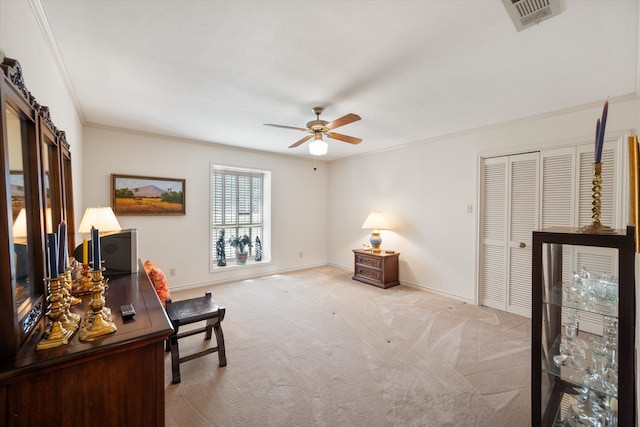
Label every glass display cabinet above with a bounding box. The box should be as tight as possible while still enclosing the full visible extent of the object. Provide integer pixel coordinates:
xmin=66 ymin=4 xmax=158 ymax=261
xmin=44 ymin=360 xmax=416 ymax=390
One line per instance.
xmin=532 ymin=227 xmax=635 ymax=426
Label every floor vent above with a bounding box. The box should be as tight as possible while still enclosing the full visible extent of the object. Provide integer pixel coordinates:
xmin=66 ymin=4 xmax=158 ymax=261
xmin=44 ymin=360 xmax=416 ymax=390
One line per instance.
xmin=502 ymin=0 xmax=562 ymax=32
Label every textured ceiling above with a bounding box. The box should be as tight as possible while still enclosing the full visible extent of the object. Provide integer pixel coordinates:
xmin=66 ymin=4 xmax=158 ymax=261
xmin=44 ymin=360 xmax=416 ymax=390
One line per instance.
xmin=36 ymin=0 xmax=639 ymax=160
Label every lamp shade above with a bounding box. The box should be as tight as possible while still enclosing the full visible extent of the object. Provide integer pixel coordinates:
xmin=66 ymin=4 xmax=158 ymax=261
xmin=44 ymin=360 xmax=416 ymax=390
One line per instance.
xmin=13 ymin=208 xmax=53 ymax=238
xmin=12 ymin=209 xmax=27 ymax=239
xmin=78 ymin=207 xmax=121 ymax=234
xmin=361 ymin=211 xmax=390 ymax=230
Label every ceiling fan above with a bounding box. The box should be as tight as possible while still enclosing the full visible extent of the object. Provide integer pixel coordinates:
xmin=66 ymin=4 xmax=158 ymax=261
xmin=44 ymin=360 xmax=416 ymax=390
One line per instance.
xmin=264 ymin=107 xmax=362 ymax=155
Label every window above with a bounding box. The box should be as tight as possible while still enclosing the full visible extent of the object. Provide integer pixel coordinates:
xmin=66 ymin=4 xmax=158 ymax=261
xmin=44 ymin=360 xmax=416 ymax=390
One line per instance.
xmin=211 ymin=164 xmax=270 ymax=268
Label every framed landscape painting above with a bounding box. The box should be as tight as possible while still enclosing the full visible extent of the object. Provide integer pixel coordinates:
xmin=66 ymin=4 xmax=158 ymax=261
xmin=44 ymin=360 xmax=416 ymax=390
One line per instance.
xmin=112 ymin=174 xmax=185 ymax=215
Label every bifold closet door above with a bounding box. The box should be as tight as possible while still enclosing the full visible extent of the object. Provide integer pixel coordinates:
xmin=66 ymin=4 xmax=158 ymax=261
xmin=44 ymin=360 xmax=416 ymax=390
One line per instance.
xmin=480 ymin=152 xmax=539 ymax=317
xmin=480 ymin=142 xmax=618 ymax=321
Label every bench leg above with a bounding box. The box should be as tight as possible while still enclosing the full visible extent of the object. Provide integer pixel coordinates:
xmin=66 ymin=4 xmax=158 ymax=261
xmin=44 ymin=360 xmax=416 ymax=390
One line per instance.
xmin=204 ymin=317 xmax=213 ymax=340
xmin=213 ymin=321 xmax=226 ymax=367
xmin=169 ymin=334 xmax=181 ymax=384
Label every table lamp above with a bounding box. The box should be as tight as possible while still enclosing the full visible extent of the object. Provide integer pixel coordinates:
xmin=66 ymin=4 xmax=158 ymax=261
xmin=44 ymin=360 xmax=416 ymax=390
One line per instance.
xmin=77 ymin=207 xmax=121 ymax=265
xmin=361 ymin=211 xmax=389 ymax=253
xmin=78 ymin=207 xmax=121 ymax=235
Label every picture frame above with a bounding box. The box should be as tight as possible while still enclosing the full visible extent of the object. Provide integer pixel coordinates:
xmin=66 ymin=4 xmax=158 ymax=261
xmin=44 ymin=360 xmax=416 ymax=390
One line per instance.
xmin=111 ymin=174 xmax=185 ymax=216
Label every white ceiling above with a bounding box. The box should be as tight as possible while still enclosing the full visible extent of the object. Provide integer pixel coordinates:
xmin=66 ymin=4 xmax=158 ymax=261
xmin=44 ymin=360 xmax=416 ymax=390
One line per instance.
xmin=37 ymin=0 xmax=639 ymax=161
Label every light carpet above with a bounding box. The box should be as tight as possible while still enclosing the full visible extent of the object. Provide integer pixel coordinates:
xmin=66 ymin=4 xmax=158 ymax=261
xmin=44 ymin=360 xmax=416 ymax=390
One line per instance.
xmin=164 ymin=266 xmax=531 ymax=426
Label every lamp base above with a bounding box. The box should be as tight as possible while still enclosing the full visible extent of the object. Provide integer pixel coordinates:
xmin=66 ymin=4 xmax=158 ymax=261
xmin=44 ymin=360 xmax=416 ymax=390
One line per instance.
xmin=370 ymin=231 xmax=382 ymax=253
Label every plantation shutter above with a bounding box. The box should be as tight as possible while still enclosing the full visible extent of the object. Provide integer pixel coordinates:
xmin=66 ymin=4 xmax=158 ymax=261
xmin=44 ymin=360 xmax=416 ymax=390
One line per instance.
xmin=211 ymin=167 xmax=264 ymax=264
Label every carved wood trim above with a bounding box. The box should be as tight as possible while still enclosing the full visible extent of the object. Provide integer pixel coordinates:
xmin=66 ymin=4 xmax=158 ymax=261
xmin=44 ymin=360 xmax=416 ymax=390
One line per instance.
xmin=1 ymin=57 xmax=30 ymax=103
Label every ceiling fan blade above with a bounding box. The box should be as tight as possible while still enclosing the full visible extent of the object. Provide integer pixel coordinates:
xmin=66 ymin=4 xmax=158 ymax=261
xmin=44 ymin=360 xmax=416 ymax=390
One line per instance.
xmin=324 ymin=113 xmax=361 ymax=130
xmin=264 ymin=123 xmax=308 ymax=132
xmin=327 ymin=132 xmax=362 ymax=144
xmin=288 ymin=135 xmax=313 ymax=148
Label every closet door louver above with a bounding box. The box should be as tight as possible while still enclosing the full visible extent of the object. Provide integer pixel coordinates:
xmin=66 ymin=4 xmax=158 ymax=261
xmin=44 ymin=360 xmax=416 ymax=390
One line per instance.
xmin=479 ymin=153 xmax=539 ymax=314
xmin=507 ymin=153 xmax=539 ymax=317
xmin=540 ymin=147 xmax=576 ymax=299
xmin=541 ymin=147 xmax=576 ymax=229
xmin=480 ymin=157 xmax=508 ymax=310
xmin=479 ymin=140 xmax=620 ymax=319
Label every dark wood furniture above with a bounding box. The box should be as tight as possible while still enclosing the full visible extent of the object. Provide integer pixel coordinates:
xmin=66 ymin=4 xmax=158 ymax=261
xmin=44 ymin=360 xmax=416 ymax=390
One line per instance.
xmin=532 ymin=227 xmax=635 ymax=426
xmin=165 ymin=292 xmax=227 ymax=384
xmin=0 ymin=57 xmax=76 ymax=359
xmin=0 ymin=261 xmax=173 ymax=427
xmin=352 ymin=249 xmax=400 ymax=288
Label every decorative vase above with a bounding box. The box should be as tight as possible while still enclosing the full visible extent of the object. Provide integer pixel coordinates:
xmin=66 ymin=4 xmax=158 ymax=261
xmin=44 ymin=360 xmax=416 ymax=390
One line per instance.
xmin=236 ymin=252 xmax=248 ymax=265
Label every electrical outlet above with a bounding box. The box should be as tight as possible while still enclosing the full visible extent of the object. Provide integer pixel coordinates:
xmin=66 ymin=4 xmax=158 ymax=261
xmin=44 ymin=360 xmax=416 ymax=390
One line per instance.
xmin=299 ymin=252 xmax=303 ymax=258
xmin=169 ymin=267 xmax=176 ymax=276
xmin=467 ymin=204 xmax=473 ymax=214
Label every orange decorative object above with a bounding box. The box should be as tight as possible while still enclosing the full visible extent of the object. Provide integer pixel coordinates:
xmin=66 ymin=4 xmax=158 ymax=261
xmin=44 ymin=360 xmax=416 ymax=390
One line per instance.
xmin=143 ymin=260 xmax=172 ymax=308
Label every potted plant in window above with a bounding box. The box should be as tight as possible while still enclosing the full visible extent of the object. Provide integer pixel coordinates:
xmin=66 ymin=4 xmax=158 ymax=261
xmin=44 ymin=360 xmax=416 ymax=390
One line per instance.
xmin=229 ymin=234 xmax=252 ymax=265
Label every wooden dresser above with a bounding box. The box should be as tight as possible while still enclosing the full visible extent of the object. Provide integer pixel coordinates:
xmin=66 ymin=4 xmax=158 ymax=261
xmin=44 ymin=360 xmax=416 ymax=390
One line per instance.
xmin=352 ymin=249 xmax=400 ymax=288
xmin=0 ymin=261 xmax=173 ymax=427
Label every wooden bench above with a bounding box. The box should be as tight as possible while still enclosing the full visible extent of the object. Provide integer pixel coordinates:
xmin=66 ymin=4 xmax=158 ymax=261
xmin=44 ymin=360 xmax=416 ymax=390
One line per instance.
xmin=165 ymin=292 xmax=227 ymax=384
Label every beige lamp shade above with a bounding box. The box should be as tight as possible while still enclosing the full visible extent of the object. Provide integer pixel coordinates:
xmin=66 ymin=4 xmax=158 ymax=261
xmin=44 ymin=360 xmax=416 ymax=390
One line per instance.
xmin=12 ymin=209 xmax=27 ymax=239
xmin=13 ymin=208 xmax=27 ymax=241
xmin=13 ymin=208 xmax=53 ymax=239
xmin=361 ymin=211 xmax=390 ymax=230
xmin=78 ymin=207 xmax=121 ymax=234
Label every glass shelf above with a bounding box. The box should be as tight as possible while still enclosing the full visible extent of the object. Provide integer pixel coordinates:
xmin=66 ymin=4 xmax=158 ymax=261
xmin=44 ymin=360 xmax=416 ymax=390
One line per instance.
xmin=550 ymin=389 xmax=619 ymax=426
xmin=541 ymin=332 xmax=618 ymax=399
xmin=543 ymin=291 xmax=618 ymax=320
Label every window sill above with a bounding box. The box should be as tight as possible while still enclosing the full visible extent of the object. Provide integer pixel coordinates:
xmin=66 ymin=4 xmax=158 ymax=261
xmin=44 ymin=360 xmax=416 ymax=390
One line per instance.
xmin=211 ymin=258 xmax=271 ymax=271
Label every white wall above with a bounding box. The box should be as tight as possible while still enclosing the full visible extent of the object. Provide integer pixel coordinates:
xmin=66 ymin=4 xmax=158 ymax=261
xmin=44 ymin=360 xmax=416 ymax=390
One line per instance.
xmin=4 ymin=0 xmax=640 ymax=302
xmin=328 ymin=97 xmax=640 ymax=302
xmin=0 ymin=0 xmax=84 ymax=224
xmin=83 ymin=126 xmax=329 ymax=289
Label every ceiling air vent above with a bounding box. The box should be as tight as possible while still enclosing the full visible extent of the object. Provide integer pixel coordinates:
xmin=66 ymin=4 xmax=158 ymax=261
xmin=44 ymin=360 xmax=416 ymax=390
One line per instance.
xmin=502 ymin=0 xmax=562 ymax=32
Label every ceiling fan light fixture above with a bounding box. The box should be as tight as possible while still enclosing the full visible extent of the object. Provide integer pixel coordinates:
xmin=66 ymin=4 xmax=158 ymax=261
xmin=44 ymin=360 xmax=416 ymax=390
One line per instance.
xmin=309 ymin=134 xmax=328 ymax=156
xmin=264 ymin=106 xmax=361 ymax=153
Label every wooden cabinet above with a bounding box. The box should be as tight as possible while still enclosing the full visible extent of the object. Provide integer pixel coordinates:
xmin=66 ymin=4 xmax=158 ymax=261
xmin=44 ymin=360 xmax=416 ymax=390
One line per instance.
xmin=0 ymin=262 xmax=173 ymax=427
xmin=352 ymin=249 xmax=400 ymax=288
xmin=532 ymin=227 xmax=635 ymax=426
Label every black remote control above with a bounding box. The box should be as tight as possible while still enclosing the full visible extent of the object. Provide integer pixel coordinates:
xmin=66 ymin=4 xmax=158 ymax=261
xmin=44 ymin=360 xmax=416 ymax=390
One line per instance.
xmin=120 ymin=304 xmax=136 ymax=319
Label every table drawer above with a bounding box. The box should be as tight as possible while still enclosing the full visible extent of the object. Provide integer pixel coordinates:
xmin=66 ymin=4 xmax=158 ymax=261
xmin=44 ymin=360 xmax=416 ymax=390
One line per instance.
xmin=355 ymin=253 xmax=382 ymax=269
xmin=355 ymin=265 xmax=382 ymax=282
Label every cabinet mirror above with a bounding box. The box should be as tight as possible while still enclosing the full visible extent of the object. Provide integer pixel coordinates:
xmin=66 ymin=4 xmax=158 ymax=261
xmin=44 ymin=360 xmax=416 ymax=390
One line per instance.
xmin=0 ymin=56 xmax=73 ymax=358
xmin=7 ymin=104 xmax=34 ymax=311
